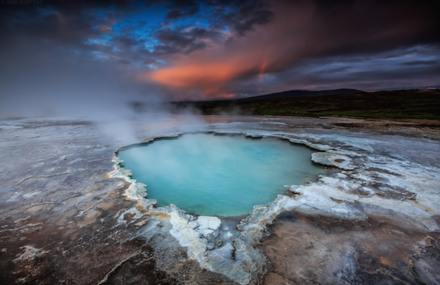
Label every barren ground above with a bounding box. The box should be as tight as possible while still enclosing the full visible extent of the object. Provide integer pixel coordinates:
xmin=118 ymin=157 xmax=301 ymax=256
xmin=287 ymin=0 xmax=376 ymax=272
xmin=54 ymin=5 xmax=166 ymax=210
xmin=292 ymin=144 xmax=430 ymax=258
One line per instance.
xmin=0 ymin=115 xmax=439 ymax=285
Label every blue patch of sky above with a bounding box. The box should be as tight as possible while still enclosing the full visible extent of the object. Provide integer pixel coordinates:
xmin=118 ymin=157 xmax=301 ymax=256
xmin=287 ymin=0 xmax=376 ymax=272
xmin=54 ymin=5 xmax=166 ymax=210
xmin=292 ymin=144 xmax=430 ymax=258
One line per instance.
xmin=110 ymin=4 xmax=168 ymax=52
xmin=109 ymin=3 xmax=227 ymax=51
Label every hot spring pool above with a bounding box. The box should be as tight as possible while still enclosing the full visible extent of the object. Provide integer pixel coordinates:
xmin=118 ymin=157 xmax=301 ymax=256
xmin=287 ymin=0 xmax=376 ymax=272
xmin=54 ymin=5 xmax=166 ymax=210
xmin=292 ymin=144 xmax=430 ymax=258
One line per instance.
xmin=118 ymin=134 xmax=324 ymax=216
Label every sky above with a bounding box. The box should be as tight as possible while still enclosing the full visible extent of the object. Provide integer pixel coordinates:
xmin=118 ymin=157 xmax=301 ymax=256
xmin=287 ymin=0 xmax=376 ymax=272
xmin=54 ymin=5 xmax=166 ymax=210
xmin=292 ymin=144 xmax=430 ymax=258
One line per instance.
xmin=1 ymin=0 xmax=440 ymax=113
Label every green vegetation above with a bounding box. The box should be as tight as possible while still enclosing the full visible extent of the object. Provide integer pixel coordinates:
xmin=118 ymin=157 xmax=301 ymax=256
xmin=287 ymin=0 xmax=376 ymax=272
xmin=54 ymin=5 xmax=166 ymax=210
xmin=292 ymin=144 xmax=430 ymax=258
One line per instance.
xmin=171 ymin=89 xmax=440 ymax=120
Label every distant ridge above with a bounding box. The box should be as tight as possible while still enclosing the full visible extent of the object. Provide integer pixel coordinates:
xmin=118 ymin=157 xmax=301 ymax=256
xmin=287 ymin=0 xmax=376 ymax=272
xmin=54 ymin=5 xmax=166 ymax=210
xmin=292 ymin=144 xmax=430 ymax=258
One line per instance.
xmin=237 ymin=88 xmax=364 ymax=101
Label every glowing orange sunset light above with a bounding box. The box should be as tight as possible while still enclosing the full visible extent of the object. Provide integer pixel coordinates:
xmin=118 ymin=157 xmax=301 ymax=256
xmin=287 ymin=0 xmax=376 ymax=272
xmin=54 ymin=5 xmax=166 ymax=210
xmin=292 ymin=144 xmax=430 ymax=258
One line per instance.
xmin=149 ymin=60 xmax=240 ymax=88
xmin=202 ymin=87 xmax=235 ymax=99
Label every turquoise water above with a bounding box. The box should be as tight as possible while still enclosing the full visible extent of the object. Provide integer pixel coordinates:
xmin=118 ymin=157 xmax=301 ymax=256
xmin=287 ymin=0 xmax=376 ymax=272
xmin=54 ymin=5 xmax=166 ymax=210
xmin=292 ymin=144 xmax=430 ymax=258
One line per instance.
xmin=118 ymin=134 xmax=323 ymax=216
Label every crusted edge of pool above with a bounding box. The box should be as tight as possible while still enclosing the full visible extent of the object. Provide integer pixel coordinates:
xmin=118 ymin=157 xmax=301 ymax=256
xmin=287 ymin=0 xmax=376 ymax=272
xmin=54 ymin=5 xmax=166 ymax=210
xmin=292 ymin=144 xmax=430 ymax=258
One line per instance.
xmin=108 ymin=130 xmax=440 ymax=285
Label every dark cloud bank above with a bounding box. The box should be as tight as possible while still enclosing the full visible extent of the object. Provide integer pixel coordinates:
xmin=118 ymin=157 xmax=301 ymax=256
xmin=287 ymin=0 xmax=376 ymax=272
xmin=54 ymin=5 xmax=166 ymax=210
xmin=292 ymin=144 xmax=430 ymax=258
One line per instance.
xmin=0 ymin=0 xmax=439 ymax=116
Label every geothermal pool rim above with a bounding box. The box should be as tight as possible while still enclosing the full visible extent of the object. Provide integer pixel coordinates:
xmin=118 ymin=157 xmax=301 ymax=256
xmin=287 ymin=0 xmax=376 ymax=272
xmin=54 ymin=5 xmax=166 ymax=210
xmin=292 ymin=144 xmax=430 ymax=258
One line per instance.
xmin=108 ymin=131 xmax=356 ymax=285
xmin=108 ymin=128 xmax=439 ymax=285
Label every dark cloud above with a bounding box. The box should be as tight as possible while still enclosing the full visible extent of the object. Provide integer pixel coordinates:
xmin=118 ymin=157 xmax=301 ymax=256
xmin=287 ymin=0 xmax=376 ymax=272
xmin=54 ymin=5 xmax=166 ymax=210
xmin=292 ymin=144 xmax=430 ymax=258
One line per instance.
xmin=193 ymin=0 xmax=275 ymax=36
xmin=0 ymin=0 xmax=135 ymax=30
xmin=156 ymin=29 xmax=195 ymax=47
xmin=0 ymin=0 xmax=139 ymax=51
xmin=261 ymin=46 xmax=440 ymax=93
xmin=0 ymin=0 xmax=158 ymax=69
xmin=149 ymin=0 xmax=199 ymax=19
xmin=165 ymin=10 xmax=184 ymax=19
xmin=152 ymin=26 xmax=224 ymax=55
xmin=255 ymin=0 xmax=440 ymax=75
xmin=165 ymin=6 xmax=199 ymax=19
xmin=312 ymin=66 xmax=352 ymax=74
xmin=227 ymin=1 xmax=274 ymax=36
xmin=151 ymin=0 xmax=275 ymax=34
xmin=401 ymin=60 xmax=439 ymax=66
xmin=41 ymin=0 xmax=135 ymax=15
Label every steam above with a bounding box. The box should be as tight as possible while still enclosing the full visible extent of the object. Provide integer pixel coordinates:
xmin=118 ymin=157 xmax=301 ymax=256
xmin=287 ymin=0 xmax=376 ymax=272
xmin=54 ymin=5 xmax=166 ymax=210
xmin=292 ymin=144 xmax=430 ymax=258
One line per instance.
xmin=0 ymin=34 xmax=211 ymax=145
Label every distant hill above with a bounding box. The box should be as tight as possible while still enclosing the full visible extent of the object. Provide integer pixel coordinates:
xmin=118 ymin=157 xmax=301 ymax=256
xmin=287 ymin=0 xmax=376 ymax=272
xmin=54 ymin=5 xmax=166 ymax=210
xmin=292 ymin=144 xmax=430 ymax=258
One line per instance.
xmin=237 ymin=88 xmax=364 ymax=101
xmin=167 ymin=88 xmax=440 ymax=120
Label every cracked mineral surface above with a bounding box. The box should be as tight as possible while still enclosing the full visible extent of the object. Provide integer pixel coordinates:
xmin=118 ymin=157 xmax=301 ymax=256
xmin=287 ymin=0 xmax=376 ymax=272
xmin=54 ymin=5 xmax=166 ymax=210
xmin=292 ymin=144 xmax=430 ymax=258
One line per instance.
xmin=0 ymin=115 xmax=439 ymax=284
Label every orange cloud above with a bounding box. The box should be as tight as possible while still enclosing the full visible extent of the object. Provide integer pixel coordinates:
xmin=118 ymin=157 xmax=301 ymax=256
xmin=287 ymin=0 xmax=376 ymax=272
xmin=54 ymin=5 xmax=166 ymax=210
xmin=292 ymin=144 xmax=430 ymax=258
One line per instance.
xmin=150 ymin=59 xmax=240 ymax=88
xmin=141 ymin=1 xmax=311 ymax=100
xmin=145 ymin=47 xmax=271 ymax=97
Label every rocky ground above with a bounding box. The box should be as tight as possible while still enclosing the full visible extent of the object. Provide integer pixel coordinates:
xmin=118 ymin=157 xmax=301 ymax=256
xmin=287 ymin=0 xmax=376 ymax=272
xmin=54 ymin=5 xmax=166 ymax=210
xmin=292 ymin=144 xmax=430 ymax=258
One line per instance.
xmin=0 ymin=115 xmax=439 ymax=285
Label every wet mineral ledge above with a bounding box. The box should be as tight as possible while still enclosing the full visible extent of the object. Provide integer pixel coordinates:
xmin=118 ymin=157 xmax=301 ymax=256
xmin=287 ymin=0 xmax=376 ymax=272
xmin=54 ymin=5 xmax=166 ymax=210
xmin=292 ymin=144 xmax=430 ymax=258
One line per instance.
xmin=0 ymin=116 xmax=439 ymax=285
